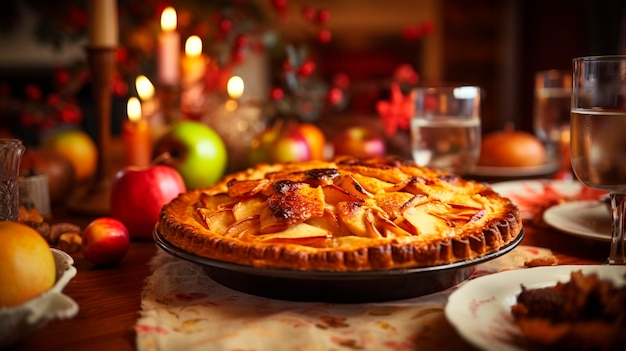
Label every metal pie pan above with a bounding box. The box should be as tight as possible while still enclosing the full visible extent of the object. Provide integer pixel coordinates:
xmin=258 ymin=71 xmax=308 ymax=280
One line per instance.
xmin=154 ymin=228 xmax=524 ymax=303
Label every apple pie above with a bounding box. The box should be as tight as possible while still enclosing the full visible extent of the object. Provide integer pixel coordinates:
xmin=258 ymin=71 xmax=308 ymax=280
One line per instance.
xmin=157 ymin=157 xmax=522 ymax=271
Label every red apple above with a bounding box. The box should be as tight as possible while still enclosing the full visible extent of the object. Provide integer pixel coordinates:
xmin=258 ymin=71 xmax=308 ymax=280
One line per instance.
xmin=272 ymin=126 xmax=312 ymax=162
xmin=81 ymin=217 xmax=130 ymax=266
xmin=332 ymin=126 xmax=386 ymax=158
xmin=110 ymin=164 xmax=186 ymax=239
xmin=248 ymin=120 xmax=319 ymax=165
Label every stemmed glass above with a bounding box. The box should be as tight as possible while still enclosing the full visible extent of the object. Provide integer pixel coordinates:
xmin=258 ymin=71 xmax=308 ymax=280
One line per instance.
xmin=410 ymin=85 xmax=482 ymax=175
xmin=571 ymin=55 xmax=626 ymax=264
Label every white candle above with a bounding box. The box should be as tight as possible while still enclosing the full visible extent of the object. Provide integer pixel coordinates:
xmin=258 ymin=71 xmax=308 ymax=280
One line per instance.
xmin=157 ymin=7 xmax=180 ymax=86
xmin=87 ymin=0 xmax=118 ymax=47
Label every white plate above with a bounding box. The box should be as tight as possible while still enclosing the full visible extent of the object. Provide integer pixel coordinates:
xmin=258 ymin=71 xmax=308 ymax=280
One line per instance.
xmin=445 ymin=265 xmax=626 ymax=351
xmin=470 ymin=162 xmax=559 ymax=178
xmin=543 ymin=200 xmax=611 ymax=242
xmin=490 ymin=179 xmax=582 ymax=198
xmin=490 ymin=180 xmax=583 ymax=219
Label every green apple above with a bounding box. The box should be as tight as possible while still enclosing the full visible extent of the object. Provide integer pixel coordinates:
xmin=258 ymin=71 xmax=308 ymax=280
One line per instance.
xmin=153 ymin=121 xmax=227 ymax=189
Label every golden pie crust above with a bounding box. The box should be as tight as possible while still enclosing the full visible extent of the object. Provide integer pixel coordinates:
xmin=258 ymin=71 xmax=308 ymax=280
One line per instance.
xmin=157 ymin=157 xmax=522 ymax=271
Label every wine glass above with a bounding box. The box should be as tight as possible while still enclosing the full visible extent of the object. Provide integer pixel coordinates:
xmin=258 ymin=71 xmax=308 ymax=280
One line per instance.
xmin=410 ymin=85 xmax=481 ymax=175
xmin=571 ymin=55 xmax=626 ymax=265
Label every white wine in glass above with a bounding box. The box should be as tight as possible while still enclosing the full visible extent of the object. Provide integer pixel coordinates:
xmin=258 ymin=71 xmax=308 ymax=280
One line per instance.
xmin=571 ymin=56 xmax=626 ymax=264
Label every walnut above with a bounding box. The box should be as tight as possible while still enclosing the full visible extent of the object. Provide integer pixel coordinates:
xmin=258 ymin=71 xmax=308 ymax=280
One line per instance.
xmin=56 ymin=232 xmax=82 ymax=253
xmin=49 ymin=223 xmax=82 ymax=244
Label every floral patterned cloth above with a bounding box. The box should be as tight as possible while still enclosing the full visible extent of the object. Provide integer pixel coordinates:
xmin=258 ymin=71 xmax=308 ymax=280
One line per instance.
xmin=136 ymin=245 xmax=554 ymax=351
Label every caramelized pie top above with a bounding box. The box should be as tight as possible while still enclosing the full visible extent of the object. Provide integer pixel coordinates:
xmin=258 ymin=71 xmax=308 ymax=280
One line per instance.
xmin=157 ymin=157 xmax=522 ymax=271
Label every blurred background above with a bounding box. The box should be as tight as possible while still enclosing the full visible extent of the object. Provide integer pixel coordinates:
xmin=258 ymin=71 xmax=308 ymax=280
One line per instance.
xmin=0 ymin=0 xmax=624 ymax=145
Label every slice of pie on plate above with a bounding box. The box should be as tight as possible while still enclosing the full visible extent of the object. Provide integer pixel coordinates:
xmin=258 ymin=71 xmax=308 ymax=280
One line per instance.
xmin=157 ymin=157 xmax=522 ymax=272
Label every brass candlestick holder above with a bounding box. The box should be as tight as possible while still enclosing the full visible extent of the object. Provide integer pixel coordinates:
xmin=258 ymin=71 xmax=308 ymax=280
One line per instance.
xmin=67 ymin=46 xmax=117 ymax=216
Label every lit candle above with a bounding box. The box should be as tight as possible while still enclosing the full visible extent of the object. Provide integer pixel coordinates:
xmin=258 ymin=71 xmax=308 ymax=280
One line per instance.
xmin=135 ymin=75 xmax=157 ymax=117
xmin=182 ymin=35 xmax=207 ymax=84
xmin=123 ymin=97 xmax=152 ymax=167
xmin=87 ymin=0 xmax=118 ymax=47
xmin=157 ymin=7 xmax=180 ymax=86
xmin=226 ymin=75 xmax=244 ymax=111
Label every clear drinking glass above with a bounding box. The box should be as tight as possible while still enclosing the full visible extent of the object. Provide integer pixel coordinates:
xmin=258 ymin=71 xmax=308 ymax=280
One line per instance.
xmin=0 ymin=138 xmax=25 ymax=221
xmin=571 ymin=55 xmax=626 ymax=264
xmin=410 ymin=85 xmax=481 ymax=174
xmin=533 ymin=69 xmax=572 ymax=165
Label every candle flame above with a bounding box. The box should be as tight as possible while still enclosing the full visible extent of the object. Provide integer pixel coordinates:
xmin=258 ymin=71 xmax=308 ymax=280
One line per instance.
xmin=185 ymin=35 xmax=202 ymax=57
xmin=227 ymin=76 xmax=244 ymax=100
xmin=135 ymin=75 xmax=155 ymax=100
xmin=161 ymin=7 xmax=177 ymax=32
xmin=127 ymin=97 xmax=142 ymax=122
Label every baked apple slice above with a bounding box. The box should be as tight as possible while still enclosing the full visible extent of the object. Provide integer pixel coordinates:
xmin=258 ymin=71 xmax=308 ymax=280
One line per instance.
xmin=197 ymin=208 xmax=235 ymax=233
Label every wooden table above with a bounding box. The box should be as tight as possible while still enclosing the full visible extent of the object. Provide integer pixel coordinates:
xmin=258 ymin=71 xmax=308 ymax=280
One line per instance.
xmin=9 ymin=206 xmax=609 ymax=351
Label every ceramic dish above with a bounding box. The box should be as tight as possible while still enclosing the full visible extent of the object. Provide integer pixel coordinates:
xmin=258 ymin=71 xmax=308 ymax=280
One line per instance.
xmin=469 ymin=161 xmax=559 ymax=178
xmin=445 ymin=265 xmax=626 ymax=351
xmin=0 ymin=248 xmax=79 ymax=348
xmin=543 ymin=200 xmax=611 ymax=242
xmin=154 ymin=227 xmax=524 ymax=303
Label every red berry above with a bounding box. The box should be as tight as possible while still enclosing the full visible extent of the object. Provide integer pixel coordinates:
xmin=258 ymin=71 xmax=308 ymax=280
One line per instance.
xmin=318 ymin=29 xmax=332 ymax=43
xmin=116 ymin=48 xmax=129 ymax=63
xmin=333 ymin=73 xmax=350 ymax=88
xmin=271 ymin=87 xmax=284 ymax=100
xmin=402 ymin=25 xmax=424 ymax=41
xmin=24 ymin=84 xmax=42 ymax=101
xmin=232 ymin=49 xmax=246 ymax=63
xmin=302 ymin=6 xmax=316 ymax=22
xmin=47 ymin=93 xmax=61 ymax=106
xmin=299 ymin=61 xmax=316 ymax=76
xmin=219 ymin=18 xmax=232 ymax=33
xmin=317 ymin=9 xmax=330 ymax=24
xmin=272 ymin=0 xmax=288 ymax=12
xmin=54 ymin=70 xmax=71 ymax=86
xmin=327 ymin=87 xmax=343 ymax=106
xmin=235 ymin=34 xmax=248 ymax=48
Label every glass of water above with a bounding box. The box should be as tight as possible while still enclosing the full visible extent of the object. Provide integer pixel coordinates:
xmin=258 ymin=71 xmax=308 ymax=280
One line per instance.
xmin=410 ymin=85 xmax=481 ymax=174
xmin=571 ymin=55 xmax=626 ymax=264
xmin=533 ymin=69 xmax=572 ymax=165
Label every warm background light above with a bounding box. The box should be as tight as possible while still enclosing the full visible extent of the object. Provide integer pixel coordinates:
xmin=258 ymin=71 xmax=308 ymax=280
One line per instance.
xmin=185 ymin=36 xmax=202 ymax=57
xmin=161 ymin=7 xmax=177 ymax=32
xmin=135 ymin=75 xmax=155 ymax=101
xmin=227 ymin=76 xmax=244 ymax=100
xmin=127 ymin=97 xmax=142 ymax=122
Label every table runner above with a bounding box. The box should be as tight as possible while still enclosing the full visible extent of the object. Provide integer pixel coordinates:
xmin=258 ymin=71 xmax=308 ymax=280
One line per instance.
xmin=136 ymin=245 xmax=555 ymax=351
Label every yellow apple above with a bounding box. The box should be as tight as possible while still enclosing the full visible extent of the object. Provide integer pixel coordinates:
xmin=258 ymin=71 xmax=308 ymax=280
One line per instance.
xmin=0 ymin=221 xmax=55 ymax=307
xmin=42 ymin=129 xmax=98 ymax=182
